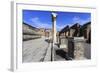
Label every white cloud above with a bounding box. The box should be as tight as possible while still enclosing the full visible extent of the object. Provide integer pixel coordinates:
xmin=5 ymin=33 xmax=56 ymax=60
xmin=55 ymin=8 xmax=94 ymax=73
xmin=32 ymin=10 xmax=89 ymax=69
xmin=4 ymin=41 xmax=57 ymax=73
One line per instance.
xmin=31 ymin=17 xmax=70 ymax=31
xmin=31 ymin=17 xmax=39 ymax=24
xmin=56 ymin=24 xmax=66 ymax=31
xmin=73 ymin=16 xmax=80 ymax=23
xmin=73 ymin=16 xmax=90 ymax=25
xmin=30 ymin=17 xmax=65 ymax=31
xmin=30 ymin=17 xmax=52 ymax=28
xmin=30 ymin=16 xmax=90 ymax=31
xmin=56 ymin=24 xmax=73 ymax=31
xmin=56 ymin=25 xmax=64 ymax=31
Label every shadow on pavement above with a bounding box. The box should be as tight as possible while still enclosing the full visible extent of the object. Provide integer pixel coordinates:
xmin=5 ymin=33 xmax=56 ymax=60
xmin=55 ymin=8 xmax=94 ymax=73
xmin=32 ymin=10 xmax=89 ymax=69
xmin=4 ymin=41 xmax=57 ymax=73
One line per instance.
xmin=56 ymin=49 xmax=72 ymax=60
xmin=45 ymin=39 xmax=52 ymax=43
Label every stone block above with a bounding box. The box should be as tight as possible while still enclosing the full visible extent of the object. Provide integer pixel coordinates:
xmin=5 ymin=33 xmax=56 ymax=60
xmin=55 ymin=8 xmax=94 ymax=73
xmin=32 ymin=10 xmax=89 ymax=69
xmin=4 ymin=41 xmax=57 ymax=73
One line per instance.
xmin=73 ymin=37 xmax=86 ymax=60
xmin=59 ymin=37 xmax=68 ymax=49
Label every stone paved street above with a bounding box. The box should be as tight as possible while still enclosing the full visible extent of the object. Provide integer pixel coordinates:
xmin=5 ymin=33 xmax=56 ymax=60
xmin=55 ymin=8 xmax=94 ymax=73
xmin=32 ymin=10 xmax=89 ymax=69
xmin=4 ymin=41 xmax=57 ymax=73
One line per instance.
xmin=22 ymin=36 xmax=51 ymax=62
xmin=22 ymin=36 xmax=91 ymax=62
xmin=54 ymin=45 xmax=66 ymax=61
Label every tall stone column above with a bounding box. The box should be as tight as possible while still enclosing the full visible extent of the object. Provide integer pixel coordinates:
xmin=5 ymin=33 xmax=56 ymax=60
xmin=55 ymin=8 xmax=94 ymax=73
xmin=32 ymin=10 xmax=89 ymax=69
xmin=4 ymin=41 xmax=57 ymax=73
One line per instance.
xmin=51 ymin=12 xmax=57 ymax=61
xmin=52 ymin=12 xmax=57 ymax=44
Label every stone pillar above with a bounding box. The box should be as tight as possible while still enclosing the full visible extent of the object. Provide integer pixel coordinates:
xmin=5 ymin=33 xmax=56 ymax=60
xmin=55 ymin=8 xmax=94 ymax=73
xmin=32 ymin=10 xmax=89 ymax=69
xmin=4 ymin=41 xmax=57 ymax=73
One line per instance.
xmin=68 ymin=37 xmax=74 ymax=58
xmin=74 ymin=37 xmax=86 ymax=60
xmin=52 ymin=12 xmax=57 ymax=45
xmin=51 ymin=12 xmax=57 ymax=61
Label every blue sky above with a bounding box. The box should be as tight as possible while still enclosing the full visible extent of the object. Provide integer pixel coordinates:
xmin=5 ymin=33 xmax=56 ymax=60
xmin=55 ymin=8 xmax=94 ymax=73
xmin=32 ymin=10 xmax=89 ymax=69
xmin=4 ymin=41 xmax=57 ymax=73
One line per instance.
xmin=23 ymin=10 xmax=91 ymax=31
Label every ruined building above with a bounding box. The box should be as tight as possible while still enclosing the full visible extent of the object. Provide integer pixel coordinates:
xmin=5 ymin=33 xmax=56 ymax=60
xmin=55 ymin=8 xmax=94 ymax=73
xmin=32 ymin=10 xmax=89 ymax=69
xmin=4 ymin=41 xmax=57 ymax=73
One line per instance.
xmin=69 ymin=23 xmax=81 ymax=37
xmin=80 ymin=22 xmax=91 ymax=43
xmin=58 ymin=21 xmax=91 ymax=60
xmin=23 ymin=22 xmax=41 ymax=41
xmin=58 ymin=22 xmax=91 ymax=43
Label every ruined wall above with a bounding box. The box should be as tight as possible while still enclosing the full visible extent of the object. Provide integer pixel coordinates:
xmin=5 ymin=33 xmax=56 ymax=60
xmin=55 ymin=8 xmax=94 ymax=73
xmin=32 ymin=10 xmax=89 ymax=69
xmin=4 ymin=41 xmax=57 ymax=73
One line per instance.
xmin=23 ymin=23 xmax=41 ymax=41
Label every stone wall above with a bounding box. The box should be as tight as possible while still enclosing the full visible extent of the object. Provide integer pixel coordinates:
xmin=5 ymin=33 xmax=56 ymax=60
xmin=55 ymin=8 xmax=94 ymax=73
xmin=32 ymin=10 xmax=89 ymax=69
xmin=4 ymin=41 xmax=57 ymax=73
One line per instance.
xmin=58 ymin=36 xmax=90 ymax=60
xmin=58 ymin=22 xmax=91 ymax=60
xmin=80 ymin=22 xmax=91 ymax=43
xmin=73 ymin=37 xmax=86 ymax=60
xmin=59 ymin=37 xmax=68 ymax=52
xmin=23 ymin=22 xmax=41 ymax=41
xmin=67 ymin=37 xmax=86 ymax=60
xmin=68 ymin=37 xmax=74 ymax=58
